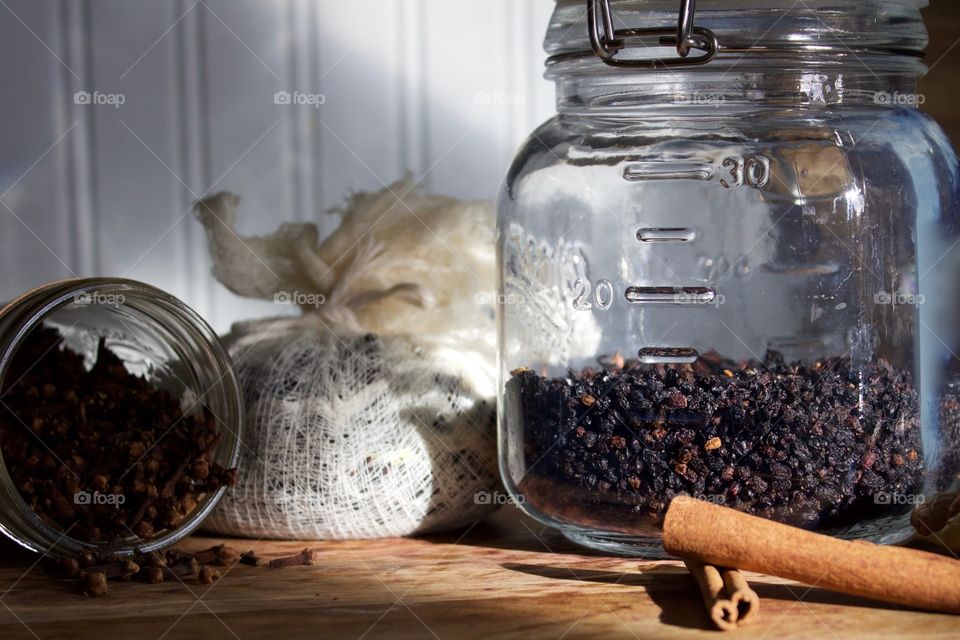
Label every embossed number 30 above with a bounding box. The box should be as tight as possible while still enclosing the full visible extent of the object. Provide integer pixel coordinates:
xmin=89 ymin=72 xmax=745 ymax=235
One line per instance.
xmin=720 ymin=155 xmax=770 ymax=190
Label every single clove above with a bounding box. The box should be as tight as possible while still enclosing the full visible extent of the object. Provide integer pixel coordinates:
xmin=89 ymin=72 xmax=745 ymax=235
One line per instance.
xmin=80 ymin=560 xmax=140 ymax=581
xmin=239 ymin=550 xmax=263 ymax=567
xmin=163 ymin=556 xmax=200 ymax=580
xmin=80 ymin=571 xmax=109 ymax=596
xmin=192 ymin=544 xmax=240 ymax=567
xmin=133 ymin=550 xmax=167 ymax=569
xmin=57 ymin=557 xmax=81 ymax=577
xmin=76 ymin=549 xmax=97 ymax=568
xmin=268 ymin=548 xmax=315 ymax=568
xmin=198 ymin=565 xmax=221 ymax=585
xmin=142 ymin=566 xmax=165 ymax=584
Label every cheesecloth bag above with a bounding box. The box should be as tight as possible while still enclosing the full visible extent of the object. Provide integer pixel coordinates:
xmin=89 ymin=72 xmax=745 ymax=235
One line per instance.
xmin=194 ymin=180 xmax=500 ymax=539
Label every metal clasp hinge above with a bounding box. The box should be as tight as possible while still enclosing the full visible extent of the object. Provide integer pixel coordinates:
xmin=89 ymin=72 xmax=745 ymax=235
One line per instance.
xmin=587 ymin=0 xmax=719 ymax=68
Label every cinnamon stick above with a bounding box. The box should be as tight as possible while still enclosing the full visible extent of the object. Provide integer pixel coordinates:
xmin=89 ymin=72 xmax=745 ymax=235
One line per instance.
xmin=721 ymin=568 xmax=759 ymax=625
xmin=663 ymin=496 xmax=960 ymax=615
xmin=684 ymin=559 xmax=739 ymax=631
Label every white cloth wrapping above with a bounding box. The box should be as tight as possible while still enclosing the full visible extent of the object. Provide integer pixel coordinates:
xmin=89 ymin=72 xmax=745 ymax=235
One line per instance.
xmin=194 ymin=180 xmax=500 ymax=539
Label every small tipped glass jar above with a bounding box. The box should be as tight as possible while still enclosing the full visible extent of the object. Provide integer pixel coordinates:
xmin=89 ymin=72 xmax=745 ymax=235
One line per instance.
xmin=498 ymin=0 xmax=960 ymax=556
xmin=0 ymin=278 xmax=242 ymax=557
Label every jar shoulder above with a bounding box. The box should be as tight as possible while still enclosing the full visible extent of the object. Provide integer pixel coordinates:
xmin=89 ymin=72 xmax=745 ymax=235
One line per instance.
xmin=510 ymin=109 xmax=956 ymax=161
xmin=501 ymin=108 xmax=959 ymax=219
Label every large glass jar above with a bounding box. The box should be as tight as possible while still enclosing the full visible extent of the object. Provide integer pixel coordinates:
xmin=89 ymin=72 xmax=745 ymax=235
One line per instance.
xmin=498 ymin=0 xmax=960 ymax=556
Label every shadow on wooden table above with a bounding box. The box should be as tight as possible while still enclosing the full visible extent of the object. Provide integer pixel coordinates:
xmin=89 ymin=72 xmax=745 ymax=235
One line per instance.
xmin=0 ymin=538 xmax=38 ymax=566
xmin=500 ymin=560 xmax=906 ymax=631
xmin=501 ymin=561 xmax=713 ymax=631
xmin=420 ymin=505 xmax=618 ymax=555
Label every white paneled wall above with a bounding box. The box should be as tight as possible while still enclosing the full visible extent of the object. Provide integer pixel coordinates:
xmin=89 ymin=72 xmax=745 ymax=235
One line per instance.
xmin=0 ymin=0 xmax=557 ymax=332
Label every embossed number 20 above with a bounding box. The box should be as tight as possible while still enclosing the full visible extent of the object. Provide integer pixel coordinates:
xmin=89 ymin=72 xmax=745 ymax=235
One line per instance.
xmin=572 ymin=279 xmax=614 ymax=311
xmin=720 ymin=155 xmax=770 ymax=189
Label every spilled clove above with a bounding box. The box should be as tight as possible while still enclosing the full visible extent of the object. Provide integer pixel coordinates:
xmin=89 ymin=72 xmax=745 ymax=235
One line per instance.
xmin=46 ymin=544 xmax=316 ymax=595
xmin=192 ymin=544 xmax=240 ymax=567
xmin=80 ymin=571 xmax=109 ymax=597
xmin=198 ymin=566 xmax=221 ymax=585
xmin=80 ymin=560 xmax=140 ymax=581
xmin=268 ymin=549 xmax=315 ymax=568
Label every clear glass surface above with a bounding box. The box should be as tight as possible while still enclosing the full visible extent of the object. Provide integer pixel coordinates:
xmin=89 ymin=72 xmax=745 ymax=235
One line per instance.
xmin=498 ymin=0 xmax=960 ymax=557
xmin=0 ymin=279 xmax=242 ymax=557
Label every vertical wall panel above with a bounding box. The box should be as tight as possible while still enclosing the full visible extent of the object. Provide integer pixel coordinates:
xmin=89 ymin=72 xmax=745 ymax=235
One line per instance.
xmin=0 ymin=0 xmax=557 ymax=332
xmin=174 ymin=0 xmax=215 ymax=322
xmin=60 ymin=0 xmax=98 ymax=278
xmin=289 ymin=0 xmax=317 ymax=223
xmin=398 ymin=0 xmax=428 ymax=182
xmin=86 ymin=0 xmax=187 ymax=298
xmin=201 ymin=0 xmax=290 ymax=232
xmin=0 ymin=1 xmax=77 ymax=295
xmin=50 ymin=0 xmax=77 ymax=277
xmin=315 ymin=0 xmax=406 ymax=212
xmin=422 ymin=0 xmax=516 ymax=200
xmin=529 ymin=0 xmax=558 ymax=130
xmin=200 ymin=0 xmax=294 ymax=326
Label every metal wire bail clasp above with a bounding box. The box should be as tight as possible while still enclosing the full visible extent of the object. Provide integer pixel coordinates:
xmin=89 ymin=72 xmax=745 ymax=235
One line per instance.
xmin=587 ymin=0 xmax=719 ymax=68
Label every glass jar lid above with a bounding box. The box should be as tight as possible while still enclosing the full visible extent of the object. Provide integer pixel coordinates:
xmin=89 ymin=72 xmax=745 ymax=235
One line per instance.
xmin=546 ymin=0 xmax=929 ymax=70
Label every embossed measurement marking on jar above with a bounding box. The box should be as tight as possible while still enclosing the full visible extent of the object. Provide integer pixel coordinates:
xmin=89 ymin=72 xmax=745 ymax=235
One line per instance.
xmin=623 ymin=161 xmax=713 ymax=182
xmin=622 ymin=155 xmax=771 ymax=189
xmin=720 ymin=155 xmax=771 ymax=189
xmin=767 ymin=337 xmax=828 ymax=351
xmin=625 ymin=286 xmax=717 ymax=304
xmin=761 ymin=261 xmax=841 ymax=275
xmin=572 ymin=278 xmax=614 ymax=311
xmin=636 ymin=228 xmax=697 ymax=243
xmin=638 ymin=347 xmax=700 ymax=364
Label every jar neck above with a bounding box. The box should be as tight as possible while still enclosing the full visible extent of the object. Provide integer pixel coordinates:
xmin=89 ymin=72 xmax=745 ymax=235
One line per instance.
xmin=550 ymin=56 xmax=925 ymax=114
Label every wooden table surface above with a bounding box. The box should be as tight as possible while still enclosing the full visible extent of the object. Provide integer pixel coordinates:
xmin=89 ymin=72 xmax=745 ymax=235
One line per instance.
xmin=0 ymin=506 xmax=958 ymax=640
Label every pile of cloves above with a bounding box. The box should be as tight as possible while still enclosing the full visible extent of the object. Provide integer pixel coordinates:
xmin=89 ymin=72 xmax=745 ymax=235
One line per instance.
xmin=46 ymin=544 xmax=316 ymax=596
xmin=0 ymin=326 xmax=238 ymax=543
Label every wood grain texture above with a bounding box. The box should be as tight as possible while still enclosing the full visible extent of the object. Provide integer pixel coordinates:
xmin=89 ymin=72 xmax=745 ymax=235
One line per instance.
xmin=0 ymin=507 xmax=958 ymax=640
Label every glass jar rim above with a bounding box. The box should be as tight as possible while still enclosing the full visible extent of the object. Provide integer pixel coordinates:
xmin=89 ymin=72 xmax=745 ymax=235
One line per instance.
xmin=0 ymin=278 xmax=242 ymax=557
xmin=546 ymin=0 xmax=929 ymax=72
